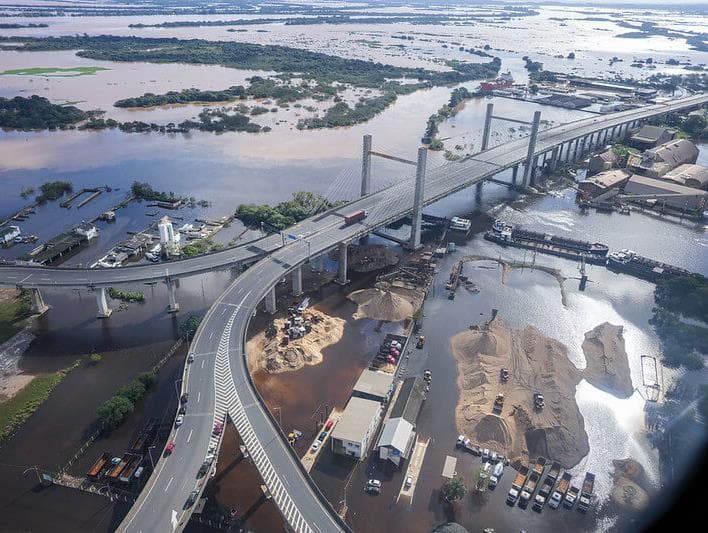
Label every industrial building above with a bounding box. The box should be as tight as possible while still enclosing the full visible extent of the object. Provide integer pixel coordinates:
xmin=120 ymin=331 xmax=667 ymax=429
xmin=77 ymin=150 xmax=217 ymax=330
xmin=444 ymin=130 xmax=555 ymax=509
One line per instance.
xmin=535 ymin=94 xmax=593 ymax=110
xmin=330 ymin=397 xmax=382 ymax=460
xmin=578 ymin=169 xmax=632 ymax=198
xmin=74 ymin=222 xmax=98 ymax=241
xmin=587 ymin=148 xmax=618 ymax=176
xmin=158 ymin=216 xmax=181 ymax=258
xmin=624 ymin=174 xmax=708 ymax=213
xmin=627 ymin=139 xmax=699 ymax=179
xmin=375 ymin=377 xmax=426 ymax=468
xmin=1 ymin=225 xmax=21 ymax=246
xmin=629 ymin=125 xmax=675 ymax=149
xmin=352 ymin=370 xmax=394 ymax=404
xmin=661 ymin=164 xmax=708 ymax=190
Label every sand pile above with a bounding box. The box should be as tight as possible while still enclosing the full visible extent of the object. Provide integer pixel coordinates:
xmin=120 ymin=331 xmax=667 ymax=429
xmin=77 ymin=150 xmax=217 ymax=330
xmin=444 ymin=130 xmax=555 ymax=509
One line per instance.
xmin=451 ymin=316 xmax=589 ymax=468
xmin=348 ymin=283 xmax=421 ymax=322
xmin=610 ymin=459 xmax=651 ymax=512
xmin=582 ymin=323 xmax=633 ymax=398
xmin=347 ymin=245 xmax=400 ymax=273
xmin=246 ymin=308 xmax=345 ymax=374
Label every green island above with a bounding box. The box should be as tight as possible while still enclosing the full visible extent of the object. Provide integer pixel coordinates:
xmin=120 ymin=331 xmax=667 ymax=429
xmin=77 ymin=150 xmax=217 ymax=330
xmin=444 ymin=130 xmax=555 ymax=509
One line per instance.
xmin=108 ymin=288 xmax=145 ymax=303
xmin=422 ymin=86 xmax=473 ymax=152
xmin=182 ymin=237 xmax=225 ymax=258
xmin=130 ymin=181 xmax=181 ymax=203
xmin=96 ymin=371 xmax=157 ymax=431
xmin=0 ymin=23 xmax=48 ymax=29
xmin=35 ymin=180 xmax=73 ymax=204
xmin=236 ymin=191 xmax=335 ymax=230
xmin=115 ymin=86 xmax=246 ymax=108
xmin=297 ymin=93 xmax=397 ymax=129
xmin=0 ymin=290 xmax=31 ymax=344
xmin=0 ymin=95 xmax=89 ymax=130
xmin=650 ymin=274 xmax=708 ymax=369
xmin=1 ymin=66 xmax=109 ymax=77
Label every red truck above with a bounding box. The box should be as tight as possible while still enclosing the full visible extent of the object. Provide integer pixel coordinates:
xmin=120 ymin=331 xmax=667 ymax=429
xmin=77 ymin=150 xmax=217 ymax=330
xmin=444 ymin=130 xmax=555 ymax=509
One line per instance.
xmin=344 ymin=210 xmax=367 ymax=226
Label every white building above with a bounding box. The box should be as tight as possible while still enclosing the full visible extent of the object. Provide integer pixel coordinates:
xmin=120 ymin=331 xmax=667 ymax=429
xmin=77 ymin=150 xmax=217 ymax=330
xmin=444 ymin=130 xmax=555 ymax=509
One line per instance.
xmin=376 ymin=417 xmax=415 ymax=468
xmin=1 ymin=225 xmax=21 ymax=245
xmin=74 ymin=222 xmax=98 ymax=241
xmin=330 ymin=397 xmax=382 ymax=460
xmin=352 ymin=370 xmax=394 ymax=404
xmin=158 ymin=216 xmax=181 ymax=257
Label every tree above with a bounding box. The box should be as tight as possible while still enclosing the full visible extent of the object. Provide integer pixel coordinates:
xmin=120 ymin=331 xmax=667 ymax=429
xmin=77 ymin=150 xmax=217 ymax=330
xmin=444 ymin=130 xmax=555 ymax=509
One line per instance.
xmin=97 ymin=395 xmax=134 ymax=429
xmin=179 ymin=315 xmax=202 ymax=340
xmin=442 ymin=476 xmax=466 ymax=502
xmin=89 ymin=353 xmax=102 ymax=365
xmin=136 ymin=371 xmax=158 ymax=389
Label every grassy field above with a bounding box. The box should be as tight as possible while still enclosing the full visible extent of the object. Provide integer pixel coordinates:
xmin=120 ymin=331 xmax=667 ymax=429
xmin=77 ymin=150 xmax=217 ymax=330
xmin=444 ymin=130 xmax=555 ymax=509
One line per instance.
xmin=1 ymin=66 xmax=109 ymax=77
xmin=0 ymin=359 xmax=81 ymax=440
xmin=0 ymin=289 xmax=31 ymax=344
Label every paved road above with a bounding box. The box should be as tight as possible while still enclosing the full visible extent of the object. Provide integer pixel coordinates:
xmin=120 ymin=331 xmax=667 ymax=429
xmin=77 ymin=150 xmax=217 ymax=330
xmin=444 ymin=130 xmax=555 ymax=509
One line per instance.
xmin=6 ymin=95 xmax=704 ymax=532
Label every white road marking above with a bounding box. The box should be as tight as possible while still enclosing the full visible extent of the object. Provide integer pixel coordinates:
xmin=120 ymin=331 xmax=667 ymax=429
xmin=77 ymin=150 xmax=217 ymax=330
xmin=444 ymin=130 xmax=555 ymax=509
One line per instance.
xmin=164 ymin=476 xmax=174 ymax=492
xmin=208 ymin=331 xmax=214 ymax=341
xmin=171 ymin=510 xmax=178 ymax=531
xmin=201 ymin=359 xmax=205 ymax=369
xmin=197 ymin=391 xmax=201 ymax=403
xmin=187 ymin=429 xmax=193 ymax=443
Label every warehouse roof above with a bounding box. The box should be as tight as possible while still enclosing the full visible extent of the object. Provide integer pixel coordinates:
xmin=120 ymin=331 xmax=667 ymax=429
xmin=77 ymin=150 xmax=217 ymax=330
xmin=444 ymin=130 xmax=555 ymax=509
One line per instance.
xmin=389 ymin=377 xmax=426 ymax=425
xmin=580 ymin=169 xmax=630 ymax=189
xmin=331 ymin=397 xmax=380 ymax=443
xmin=625 ymin=174 xmax=708 ymax=196
xmin=352 ymin=370 xmax=394 ymax=401
xmin=377 ymin=417 xmax=414 ymax=454
xmin=662 ymin=164 xmax=708 ymax=190
xmin=631 ymin=125 xmax=672 ymax=143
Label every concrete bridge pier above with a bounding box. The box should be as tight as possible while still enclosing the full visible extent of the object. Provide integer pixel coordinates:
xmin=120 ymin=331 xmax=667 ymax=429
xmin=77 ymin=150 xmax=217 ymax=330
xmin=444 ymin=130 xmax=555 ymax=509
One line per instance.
xmin=511 ymin=165 xmax=519 ymax=184
xmin=336 ymin=242 xmax=349 ymax=285
xmin=521 ymin=111 xmax=542 ymax=187
xmin=95 ymin=287 xmax=112 ymax=318
xmin=166 ymin=279 xmax=180 ymax=313
xmin=481 ymin=102 xmax=494 ymax=151
xmin=292 ymin=266 xmax=303 ymax=297
xmin=361 ymin=134 xmax=372 ymax=197
xmin=29 ymin=288 xmax=48 ymax=315
xmin=265 ymin=286 xmax=276 ymax=314
xmin=407 ymin=147 xmax=428 ymax=250
xmin=311 ymin=254 xmax=324 ymax=272
xmin=529 ymin=155 xmax=540 ymax=185
xmin=549 ymin=146 xmax=560 ymax=172
xmin=572 ymin=138 xmax=581 ymax=162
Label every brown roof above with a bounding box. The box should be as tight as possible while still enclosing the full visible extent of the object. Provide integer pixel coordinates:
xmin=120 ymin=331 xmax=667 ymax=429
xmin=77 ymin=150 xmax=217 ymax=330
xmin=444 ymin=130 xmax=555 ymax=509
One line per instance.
xmin=626 ymin=174 xmax=708 ymax=196
xmin=662 ymin=164 xmax=708 ymax=189
xmin=631 ymin=125 xmax=670 ymax=143
xmin=580 ymin=169 xmax=630 ymax=189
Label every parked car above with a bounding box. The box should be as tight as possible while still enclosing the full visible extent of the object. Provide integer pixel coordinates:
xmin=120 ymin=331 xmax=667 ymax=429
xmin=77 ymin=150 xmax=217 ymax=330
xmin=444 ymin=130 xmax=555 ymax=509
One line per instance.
xmin=311 ymin=441 xmax=320 ymax=452
xmin=175 ymin=414 xmax=184 ymax=427
xmin=185 ymin=490 xmax=199 ymax=508
xmin=317 ymin=431 xmax=327 ymax=441
xmin=213 ymin=422 xmax=223 ymax=435
xmin=165 ymin=442 xmax=175 ymax=455
xmin=187 ymin=353 xmax=195 ymax=363
xmin=324 ymin=420 xmax=334 ymax=431
xmin=405 ymin=477 xmax=413 ymax=488
xmin=365 ymin=479 xmax=381 ymax=495
xmin=180 ymin=393 xmax=189 ymax=404
xmin=179 ymin=405 xmax=187 ymax=415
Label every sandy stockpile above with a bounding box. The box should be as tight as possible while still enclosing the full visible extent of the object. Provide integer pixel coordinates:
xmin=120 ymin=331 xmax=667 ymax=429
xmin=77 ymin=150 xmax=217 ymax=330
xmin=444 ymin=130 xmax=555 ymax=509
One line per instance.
xmin=347 ymin=244 xmax=400 ymax=273
xmin=581 ymin=323 xmax=633 ymax=398
xmin=610 ymin=459 xmax=651 ymax=512
xmin=246 ymin=308 xmax=345 ymax=374
xmin=0 ymin=329 xmax=36 ymax=403
xmin=348 ymin=282 xmax=424 ymax=322
xmin=451 ymin=316 xmax=589 ymax=468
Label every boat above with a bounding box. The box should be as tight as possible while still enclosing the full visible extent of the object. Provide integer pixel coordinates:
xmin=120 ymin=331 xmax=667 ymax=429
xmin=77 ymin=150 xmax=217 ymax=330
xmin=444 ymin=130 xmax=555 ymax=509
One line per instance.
xmin=485 ymin=220 xmax=609 ymax=264
xmin=480 ymin=71 xmax=514 ymax=92
xmin=449 ymin=216 xmax=472 ymax=232
xmin=606 ymin=249 xmax=690 ymax=282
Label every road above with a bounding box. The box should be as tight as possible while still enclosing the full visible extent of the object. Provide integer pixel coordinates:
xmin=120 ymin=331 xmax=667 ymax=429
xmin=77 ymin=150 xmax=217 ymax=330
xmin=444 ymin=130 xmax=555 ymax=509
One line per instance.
xmin=3 ymin=94 xmax=705 ymax=532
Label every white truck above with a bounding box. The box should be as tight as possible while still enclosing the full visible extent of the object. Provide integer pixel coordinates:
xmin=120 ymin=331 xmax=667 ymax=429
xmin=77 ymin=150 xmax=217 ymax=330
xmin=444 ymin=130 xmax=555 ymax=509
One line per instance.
xmin=488 ymin=461 xmax=505 ymax=490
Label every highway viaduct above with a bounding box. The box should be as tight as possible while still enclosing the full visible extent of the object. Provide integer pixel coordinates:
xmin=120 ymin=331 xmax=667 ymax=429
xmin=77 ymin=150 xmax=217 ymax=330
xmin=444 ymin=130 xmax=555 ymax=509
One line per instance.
xmin=0 ymin=93 xmax=706 ymax=533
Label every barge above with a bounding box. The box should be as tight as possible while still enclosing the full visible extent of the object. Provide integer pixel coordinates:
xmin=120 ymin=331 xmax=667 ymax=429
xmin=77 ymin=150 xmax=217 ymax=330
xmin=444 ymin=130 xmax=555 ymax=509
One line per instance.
xmin=607 ymin=249 xmax=691 ymax=282
xmin=484 ymin=220 xmax=609 ymax=264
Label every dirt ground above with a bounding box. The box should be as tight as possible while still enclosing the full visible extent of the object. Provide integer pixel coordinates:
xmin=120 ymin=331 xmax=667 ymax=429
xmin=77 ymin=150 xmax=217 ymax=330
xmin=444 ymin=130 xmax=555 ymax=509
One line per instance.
xmin=581 ymin=322 xmax=633 ymax=398
xmin=246 ymin=307 xmax=345 ymax=374
xmin=451 ymin=315 xmax=589 ymax=468
xmin=344 ymin=244 xmax=400 ymax=273
xmin=609 ymin=458 xmax=652 ymax=512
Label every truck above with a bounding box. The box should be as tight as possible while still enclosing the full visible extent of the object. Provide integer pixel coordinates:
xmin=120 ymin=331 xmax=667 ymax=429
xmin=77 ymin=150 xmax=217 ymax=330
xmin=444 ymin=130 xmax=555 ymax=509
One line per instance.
xmin=493 ymin=393 xmax=504 ymax=414
xmin=107 ymin=454 xmax=129 ymax=480
xmin=578 ymin=472 xmax=595 ymax=513
xmin=549 ymin=472 xmax=571 ymax=509
xmin=87 ymin=451 xmax=111 ymax=478
xmin=344 ymin=210 xmax=367 ymax=226
xmin=564 ymin=485 xmax=580 ymax=508
xmin=119 ymin=454 xmax=142 ymax=483
xmin=519 ymin=457 xmax=546 ymax=507
xmin=488 ymin=461 xmax=504 ymax=490
xmin=507 ymin=464 xmax=529 ymax=505
xmin=533 ymin=462 xmax=560 ymax=511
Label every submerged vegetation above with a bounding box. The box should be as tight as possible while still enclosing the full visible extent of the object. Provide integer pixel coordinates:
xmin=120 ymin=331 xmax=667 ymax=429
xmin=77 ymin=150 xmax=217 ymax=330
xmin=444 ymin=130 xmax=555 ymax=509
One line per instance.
xmin=236 ymin=191 xmax=335 ymax=230
xmin=650 ymin=274 xmax=708 ymax=369
xmin=97 ymin=372 xmax=158 ymax=431
xmin=36 ymin=180 xmax=73 ymax=204
xmin=0 ymin=290 xmax=31 ymax=344
xmin=0 ymin=95 xmax=89 ymax=130
xmin=422 ymin=86 xmax=473 ymax=151
xmin=115 ymin=86 xmax=246 ymax=108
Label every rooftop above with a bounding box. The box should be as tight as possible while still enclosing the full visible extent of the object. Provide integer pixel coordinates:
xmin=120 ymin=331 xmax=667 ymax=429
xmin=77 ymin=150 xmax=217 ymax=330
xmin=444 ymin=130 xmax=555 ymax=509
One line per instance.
xmin=662 ymin=164 xmax=708 ymax=189
xmin=377 ymin=417 xmax=414 ymax=453
xmin=631 ymin=125 xmax=672 ymax=143
xmin=389 ymin=377 xmax=426 ymax=425
xmin=352 ymin=370 xmax=394 ymax=401
xmin=626 ymin=174 xmax=708 ymax=196
xmin=331 ymin=397 xmax=380 ymax=443
xmin=580 ymin=169 xmax=630 ymax=189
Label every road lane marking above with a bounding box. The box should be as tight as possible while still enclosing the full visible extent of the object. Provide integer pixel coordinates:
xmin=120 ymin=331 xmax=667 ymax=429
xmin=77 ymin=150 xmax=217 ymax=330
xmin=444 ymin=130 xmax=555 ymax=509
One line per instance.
xmin=164 ymin=476 xmax=174 ymax=492
xmin=187 ymin=429 xmax=193 ymax=443
xmin=197 ymin=391 xmax=201 ymax=403
xmin=201 ymin=360 xmax=205 ymax=369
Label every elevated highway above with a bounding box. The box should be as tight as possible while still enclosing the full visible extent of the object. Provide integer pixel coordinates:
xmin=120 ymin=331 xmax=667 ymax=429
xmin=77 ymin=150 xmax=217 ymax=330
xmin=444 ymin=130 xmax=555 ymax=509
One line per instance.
xmin=1 ymin=94 xmax=705 ymax=532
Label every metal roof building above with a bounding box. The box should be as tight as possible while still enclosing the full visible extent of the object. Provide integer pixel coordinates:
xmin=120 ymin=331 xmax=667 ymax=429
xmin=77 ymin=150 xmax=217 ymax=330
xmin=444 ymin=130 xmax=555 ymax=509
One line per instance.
xmin=389 ymin=377 xmax=426 ymax=425
xmin=330 ymin=397 xmax=382 ymax=460
xmin=352 ymin=370 xmax=394 ymax=403
xmin=376 ymin=417 xmax=415 ymax=467
xmin=624 ymin=174 xmax=708 ymax=212
xmin=661 ymin=164 xmax=708 ymax=190
xmin=627 ymin=139 xmax=699 ymax=179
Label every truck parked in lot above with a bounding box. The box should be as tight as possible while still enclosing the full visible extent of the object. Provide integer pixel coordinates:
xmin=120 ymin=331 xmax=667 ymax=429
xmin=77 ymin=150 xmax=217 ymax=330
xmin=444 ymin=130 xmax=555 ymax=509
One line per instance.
xmin=520 ymin=457 xmax=546 ymax=507
xmin=488 ymin=461 xmax=504 ymax=490
xmin=87 ymin=452 xmax=111 ymax=478
xmin=344 ymin=210 xmax=367 ymax=226
xmin=578 ymin=472 xmax=595 ymax=513
xmin=534 ymin=461 xmax=561 ymax=511
xmin=507 ymin=464 xmax=529 ymax=504
xmin=550 ymin=472 xmax=572 ymax=509
xmin=564 ymin=485 xmax=580 ymax=508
